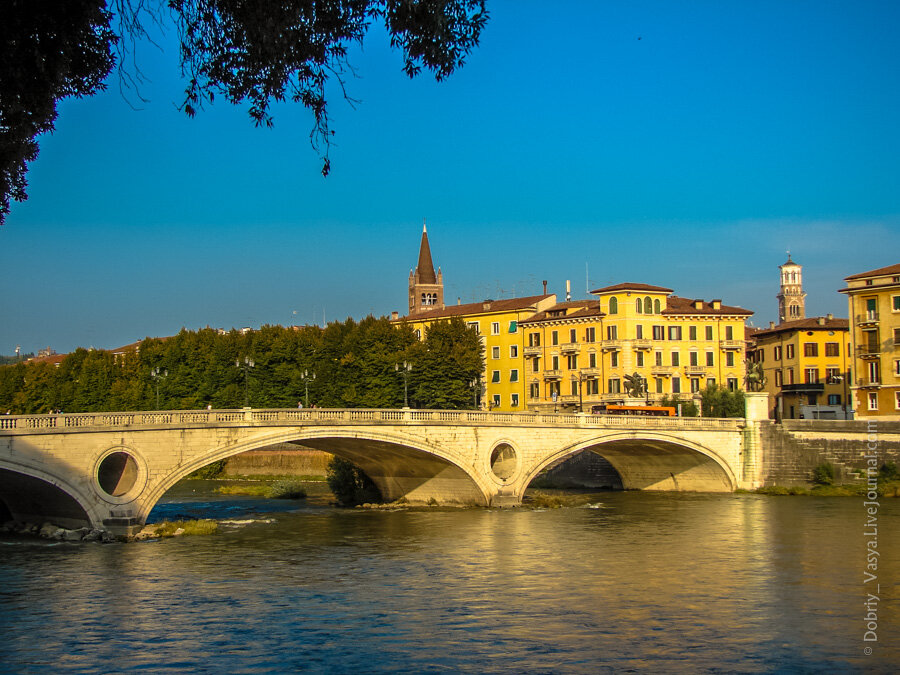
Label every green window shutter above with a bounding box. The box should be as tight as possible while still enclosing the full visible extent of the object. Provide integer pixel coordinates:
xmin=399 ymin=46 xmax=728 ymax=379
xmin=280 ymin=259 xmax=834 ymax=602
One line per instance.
xmin=509 ymin=320 xmax=518 ymax=333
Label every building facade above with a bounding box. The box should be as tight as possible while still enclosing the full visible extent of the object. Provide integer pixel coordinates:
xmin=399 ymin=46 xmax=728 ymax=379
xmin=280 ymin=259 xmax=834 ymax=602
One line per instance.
xmin=839 ymin=263 xmax=900 ymax=418
xmin=746 ymin=317 xmax=850 ymax=420
xmin=520 ymin=283 xmax=752 ymax=412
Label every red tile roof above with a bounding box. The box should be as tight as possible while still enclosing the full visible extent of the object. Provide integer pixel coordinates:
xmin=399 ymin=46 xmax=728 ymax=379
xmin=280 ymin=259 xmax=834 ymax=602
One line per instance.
xmin=591 ymin=282 xmax=673 ymax=294
xmin=394 ymin=294 xmax=554 ymax=321
xmin=844 ymin=263 xmax=900 ymax=281
xmin=749 ymin=317 xmax=849 ymax=338
xmin=662 ymin=296 xmax=753 ymax=317
xmin=520 ymin=301 xmax=605 ymax=324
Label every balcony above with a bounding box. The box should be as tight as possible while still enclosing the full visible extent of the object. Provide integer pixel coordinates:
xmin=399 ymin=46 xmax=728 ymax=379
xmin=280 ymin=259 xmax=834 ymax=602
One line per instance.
xmin=856 ymin=378 xmax=881 ymax=389
xmin=524 ymin=345 xmax=542 ymax=357
xmin=720 ymin=340 xmax=743 ymax=350
xmin=560 ymin=342 xmax=580 ymax=354
xmin=650 ymin=366 xmax=672 ymax=376
xmin=579 ymin=368 xmax=601 ymax=377
xmin=684 ymin=366 xmax=707 ymax=376
xmin=857 ymin=312 xmax=879 ymax=327
xmin=781 ymin=383 xmax=825 ymax=394
xmin=632 ymin=339 xmax=652 ymax=350
xmin=600 ymin=340 xmax=622 ymax=351
xmin=857 ymin=345 xmax=881 ymax=360
xmin=543 ymin=370 xmax=562 ymax=380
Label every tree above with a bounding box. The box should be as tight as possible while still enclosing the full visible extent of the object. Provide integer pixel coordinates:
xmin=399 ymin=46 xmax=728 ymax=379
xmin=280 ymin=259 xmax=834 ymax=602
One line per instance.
xmin=699 ymin=384 xmax=745 ymax=418
xmin=0 ymin=1 xmax=489 ymax=225
xmin=408 ymin=317 xmax=483 ymax=409
xmin=1 ymin=1 xmax=116 ymax=226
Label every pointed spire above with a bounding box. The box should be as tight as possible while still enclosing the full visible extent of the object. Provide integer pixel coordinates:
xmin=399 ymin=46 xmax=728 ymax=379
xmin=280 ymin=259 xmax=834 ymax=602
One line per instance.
xmin=416 ymin=222 xmax=436 ymax=284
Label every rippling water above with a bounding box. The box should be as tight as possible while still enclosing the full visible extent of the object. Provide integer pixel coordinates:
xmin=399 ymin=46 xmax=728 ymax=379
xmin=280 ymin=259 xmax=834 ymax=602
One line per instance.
xmin=1 ymin=485 xmax=898 ymax=673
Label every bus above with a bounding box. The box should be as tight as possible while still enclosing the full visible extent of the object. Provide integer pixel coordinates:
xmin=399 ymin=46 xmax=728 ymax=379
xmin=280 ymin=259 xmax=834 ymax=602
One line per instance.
xmin=591 ymin=404 xmax=676 ymax=417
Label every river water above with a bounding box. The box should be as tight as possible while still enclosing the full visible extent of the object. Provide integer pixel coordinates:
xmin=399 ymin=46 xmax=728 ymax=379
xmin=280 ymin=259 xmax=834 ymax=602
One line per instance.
xmin=1 ymin=482 xmax=898 ymax=673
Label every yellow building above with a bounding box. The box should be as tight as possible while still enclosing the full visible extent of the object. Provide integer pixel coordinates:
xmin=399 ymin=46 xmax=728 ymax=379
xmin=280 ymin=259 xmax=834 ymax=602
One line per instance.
xmin=747 ymin=317 xmax=850 ymax=420
xmin=839 ymin=263 xmax=900 ymax=418
xmin=392 ymin=225 xmax=555 ymax=411
xmin=519 ymin=283 xmax=752 ymax=412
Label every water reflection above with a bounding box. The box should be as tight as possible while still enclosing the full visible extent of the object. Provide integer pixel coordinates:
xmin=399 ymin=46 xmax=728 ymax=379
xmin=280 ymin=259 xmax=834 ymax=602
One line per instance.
xmin=1 ymin=491 xmax=897 ymax=672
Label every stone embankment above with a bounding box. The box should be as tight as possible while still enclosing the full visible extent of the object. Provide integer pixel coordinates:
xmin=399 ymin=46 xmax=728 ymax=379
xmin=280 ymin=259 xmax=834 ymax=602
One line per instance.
xmin=223 ymin=445 xmax=331 ymax=477
xmin=1 ymin=520 xmax=115 ymax=542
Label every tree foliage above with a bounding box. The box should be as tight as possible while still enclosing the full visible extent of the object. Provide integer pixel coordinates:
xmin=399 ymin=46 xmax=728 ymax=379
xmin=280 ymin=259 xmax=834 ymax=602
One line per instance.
xmin=0 ymin=1 xmax=117 ymax=225
xmin=0 ymin=1 xmax=488 ymax=224
xmin=658 ymin=394 xmax=699 ymax=418
xmin=699 ymin=384 xmax=745 ymax=418
xmin=0 ymin=316 xmax=484 ymax=414
xmin=326 ymin=455 xmax=382 ymax=505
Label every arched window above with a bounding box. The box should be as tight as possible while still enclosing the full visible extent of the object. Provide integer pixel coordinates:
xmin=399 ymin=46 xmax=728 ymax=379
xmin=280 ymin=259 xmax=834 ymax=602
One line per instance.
xmin=421 ymin=293 xmax=427 ymax=306
xmin=654 ymin=299 xmax=661 ymax=314
xmin=609 ymin=297 xmax=618 ymax=314
xmin=636 ymin=298 xmax=643 ymax=314
xmin=645 ymin=296 xmax=652 ymax=314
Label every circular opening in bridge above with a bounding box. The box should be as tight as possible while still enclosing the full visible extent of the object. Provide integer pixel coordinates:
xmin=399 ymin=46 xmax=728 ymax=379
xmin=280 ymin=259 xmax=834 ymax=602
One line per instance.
xmin=97 ymin=451 xmax=139 ymax=497
xmin=490 ymin=443 xmax=518 ymax=481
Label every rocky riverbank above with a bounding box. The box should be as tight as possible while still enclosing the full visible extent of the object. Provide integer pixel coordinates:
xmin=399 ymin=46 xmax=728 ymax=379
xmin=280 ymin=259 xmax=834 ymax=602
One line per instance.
xmin=1 ymin=520 xmax=116 ymax=542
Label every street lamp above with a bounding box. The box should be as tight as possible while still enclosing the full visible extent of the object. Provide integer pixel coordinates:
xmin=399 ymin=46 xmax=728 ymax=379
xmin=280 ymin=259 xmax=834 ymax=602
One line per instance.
xmin=235 ymin=356 xmax=255 ymax=407
xmin=150 ymin=367 xmax=168 ymax=410
xmin=470 ymin=378 xmax=481 ymax=410
xmin=395 ymin=361 xmax=412 ymax=408
xmin=300 ymin=369 xmax=316 ymax=408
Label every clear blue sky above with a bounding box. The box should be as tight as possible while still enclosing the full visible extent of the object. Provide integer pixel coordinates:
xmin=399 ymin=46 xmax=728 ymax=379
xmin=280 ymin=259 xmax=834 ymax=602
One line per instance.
xmin=2 ymin=0 xmax=899 ymax=354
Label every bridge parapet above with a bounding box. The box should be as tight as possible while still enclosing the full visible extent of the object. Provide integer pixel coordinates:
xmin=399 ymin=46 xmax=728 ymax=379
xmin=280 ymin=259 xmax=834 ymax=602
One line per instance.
xmin=0 ymin=408 xmax=747 ymax=433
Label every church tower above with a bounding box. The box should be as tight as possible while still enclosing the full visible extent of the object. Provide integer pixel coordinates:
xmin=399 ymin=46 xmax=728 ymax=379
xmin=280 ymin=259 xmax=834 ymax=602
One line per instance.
xmin=777 ymin=253 xmax=806 ymax=324
xmin=408 ymin=221 xmax=444 ymax=316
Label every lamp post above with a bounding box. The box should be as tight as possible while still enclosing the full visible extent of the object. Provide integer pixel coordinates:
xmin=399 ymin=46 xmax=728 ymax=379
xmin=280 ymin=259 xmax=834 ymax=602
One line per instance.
xmin=300 ymin=369 xmax=316 ymax=408
xmin=395 ymin=361 xmax=412 ymax=408
xmin=470 ymin=378 xmax=481 ymax=409
xmin=235 ymin=356 xmax=255 ymax=407
xmin=150 ymin=367 xmax=168 ymax=410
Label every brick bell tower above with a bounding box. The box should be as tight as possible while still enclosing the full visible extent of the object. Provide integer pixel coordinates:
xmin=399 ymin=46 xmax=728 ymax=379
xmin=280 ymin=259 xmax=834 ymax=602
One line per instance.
xmin=408 ymin=220 xmax=444 ymax=316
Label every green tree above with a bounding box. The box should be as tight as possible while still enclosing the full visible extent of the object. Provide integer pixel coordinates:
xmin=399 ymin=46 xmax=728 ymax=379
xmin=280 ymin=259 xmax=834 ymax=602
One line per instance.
xmin=1 ymin=1 xmax=488 ymax=225
xmin=408 ymin=317 xmax=483 ymax=409
xmin=658 ymin=394 xmax=699 ymax=417
xmin=699 ymin=384 xmax=745 ymax=418
xmin=326 ymin=456 xmax=382 ymax=506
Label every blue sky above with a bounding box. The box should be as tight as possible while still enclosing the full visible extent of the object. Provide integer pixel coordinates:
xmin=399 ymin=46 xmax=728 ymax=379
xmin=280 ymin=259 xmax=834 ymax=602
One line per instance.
xmin=2 ymin=0 xmax=899 ymax=354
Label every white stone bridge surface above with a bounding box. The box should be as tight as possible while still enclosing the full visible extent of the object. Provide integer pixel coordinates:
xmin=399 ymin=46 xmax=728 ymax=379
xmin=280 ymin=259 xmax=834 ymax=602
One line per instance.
xmin=0 ymin=406 xmax=766 ymax=535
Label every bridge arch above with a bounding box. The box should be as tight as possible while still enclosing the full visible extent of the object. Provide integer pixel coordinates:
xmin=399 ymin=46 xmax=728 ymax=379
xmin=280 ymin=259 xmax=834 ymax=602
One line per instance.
xmin=0 ymin=460 xmax=99 ymax=529
xmin=139 ymin=427 xmax=494 ymax=522
xmin=525 ymin=431 xmax=738 ymax=493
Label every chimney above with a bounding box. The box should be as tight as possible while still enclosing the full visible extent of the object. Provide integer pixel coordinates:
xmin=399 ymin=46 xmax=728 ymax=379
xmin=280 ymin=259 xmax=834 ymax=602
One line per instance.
xmin=711 ymin=299 xmax=722 ymax=310
xmin=693 ymin=299 xmax=704 ymax=310
xmin=391 ymin=311 xmax=399 ymax=321
xmin=483 ymin=302 xmax=491 ymax=311
xmin=826 ymin=313 xmax=833 ymax=320
xmin=457 ymin=297 xmax=461 ymax=305
xmin=769 ymin=321 xmax=775 ymax=329
xmin=566 ymin=280 xmax=571 ymax=301
xmin=817 ymin=317 xmax=825 ymax=326
xmin=542 ymin=280 xmax=548 ymax=295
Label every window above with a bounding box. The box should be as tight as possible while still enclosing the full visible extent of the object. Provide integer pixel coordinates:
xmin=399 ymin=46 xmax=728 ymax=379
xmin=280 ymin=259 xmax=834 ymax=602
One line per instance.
xmin=529 ymin=332 xmax=541 ymax=347
xmin=759 ymin=349 xmax=764 ymax=362
xmin=896 ymin=391 xmax=900 ymax=410
xmin=491 ymin=322 xmax=500 ymax=335
xmin=607 ymin=325 xmax=618 ymax=340
xmin=804 ymin=343 xmax=818 ymax=357
xmin=671 ymin=351 xmax=680 ymax=367
xmin=828 ymin=394 xmax=841 ymax=405
xmin=786 ymin=344 xmax=795 ymax=359
xmin=868 ymin=361 xmax=880 ymax=384
xmin=509 ymin=320 xmax=518 ymax=333
xmin=636 ymin=352 xmax=644 ymax=367
xmin=775 ymin=370 xmax=782 ymax=387
xmin=672 ymin=377 xmax=681 ymax=394
xmin=571 ymin=380 xmax=579 ymax=396
xmin=549 ymin=381 xmax=560 ymax=398
xmin=894 ymin=328 xmax=900 ymax=345
xmin=530 ymin=383 xmax=540 ymax=399
xmin=868 ymin=392 xmax=878 ymax=411
xmin=668 ymin=326 xmax=682 ymax=341
xmin=492 ymin=346 xmax=500 ymax=359
xmin=727 ymin=377 xmax=739 ymax=391
xmin=510 ymin=345 xmax=518 ymax=359
xmin=510 ymin=369 xmax=519 ymax=383
xmin=726 ymin=352 xmax=735 ymax=367
xmin=467 ymin=321 xmax=480 ymax=334
xmin=654 ymin=299 xmax=661 ymax=313
xmin=894 ymin=295 xmax=900 ymax=312
xmin=414 ymin=329 xmax=422 ymax=340
xmin=774 ymin=346 xmax=782 ymax=360
xmin=609 ymin=297 xmax=618 ymax=314
xmin=589 ymin=352 xmax=597 ymax=368
xmin=585 ymin=327 xmax=596 ymax=343
xmin=725 ymin=325 xmax=734 ymax=340
xmin=586 ymin=379 xmax=599 ymax=395
xmin=611 ymin=352 xmax=619 ymax=368
xmin=567 ymin=355 xmax=578 ymax=370
xmin=655 ymin=378 xmax=664 ymax=393
xmin=569 ymin=328 xmax=577 ymax=343
xmin=652 ymin=325 xmax=665 ymax=341
xmin=706 ymin=351 xmax=714 ymax=367
xmin=608 ymin=378 xmax=621 ymax=394
xmin=826 ymin=367 xmax=841 ymax=382
xmin=636 ymin=324 xmax=643 ymax=339
xmin=706 ymin=377 xmax=716 ymax=388
xmin=552 ymin=331 xmax=559 ymax=346
xmin=825 ymin=342 xmax=839 ymax=357
xmin=690 ymin=351 xmax=699 ymax=366
xmin=491 ymin=370 xmax=500 ymax=383
xmin=511 ymin=393 xmax=519 ymax=407
xmin=787 ymin=368 xmax=794 ymax=385
xmin=689 ymin=326 xmax=697 ymax=340
xmin=636 ymin=298 xmax=643 ymax=313
xmin=655 ymin=351 xmax=663 ymax=366
xmin=552 ymin=355 xmax=559 ymax=370
xmin=705 ymin=326 xmax=713 ymax=341
xmin=690 ymin=378 xmax=701 ymax=393
xmin=645 ymin=296 xmax=652 ymax=314
xmin=895 ymin=360 xmax=900 ymax=376
xmin=492 ymin=394 xmax=501 ymax=408
xmin=804 ymin=368 xmax=819 ymax=384
xmin=533 ymin=358 xmax=540 ymax=373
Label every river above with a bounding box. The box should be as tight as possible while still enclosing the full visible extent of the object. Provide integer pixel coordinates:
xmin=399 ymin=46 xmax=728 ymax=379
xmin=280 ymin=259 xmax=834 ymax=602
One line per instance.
xmin=1 ymin=482 xmax=898 ymax=673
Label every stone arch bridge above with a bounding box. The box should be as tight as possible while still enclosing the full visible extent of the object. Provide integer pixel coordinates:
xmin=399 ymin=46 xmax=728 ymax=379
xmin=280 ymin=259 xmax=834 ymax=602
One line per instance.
xmin=0 ymin=405 xmax=767 ymax=536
